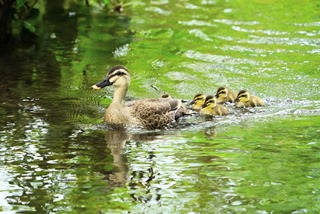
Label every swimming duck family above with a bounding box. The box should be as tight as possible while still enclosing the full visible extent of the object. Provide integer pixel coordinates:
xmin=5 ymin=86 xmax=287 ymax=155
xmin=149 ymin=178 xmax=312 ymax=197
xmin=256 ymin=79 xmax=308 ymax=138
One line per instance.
xmin=92 ymin=65 xmax=265 ymax=129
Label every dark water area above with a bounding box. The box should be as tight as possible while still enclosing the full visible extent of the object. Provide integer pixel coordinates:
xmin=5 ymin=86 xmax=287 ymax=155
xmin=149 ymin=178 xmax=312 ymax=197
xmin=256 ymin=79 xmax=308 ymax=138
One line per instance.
xmin=0 ymin=0 xmax=319 ymax=213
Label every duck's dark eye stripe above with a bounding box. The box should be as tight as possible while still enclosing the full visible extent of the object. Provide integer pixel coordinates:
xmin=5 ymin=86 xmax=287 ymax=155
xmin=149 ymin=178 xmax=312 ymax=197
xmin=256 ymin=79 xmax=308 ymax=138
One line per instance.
xmin=108 ymin=71 xmax=127 ymax=79
xmin=116 ymin=71 xmax=126 ymax=76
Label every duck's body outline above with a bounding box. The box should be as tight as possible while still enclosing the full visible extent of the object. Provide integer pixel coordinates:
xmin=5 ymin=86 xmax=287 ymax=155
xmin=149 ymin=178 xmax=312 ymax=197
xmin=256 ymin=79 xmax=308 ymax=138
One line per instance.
xmin=92 ymin=66 xmax=186 ymax=129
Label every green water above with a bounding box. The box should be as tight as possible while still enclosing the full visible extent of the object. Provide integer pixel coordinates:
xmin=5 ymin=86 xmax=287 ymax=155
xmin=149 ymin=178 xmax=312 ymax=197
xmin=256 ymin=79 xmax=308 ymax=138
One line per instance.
xmin=0 ymin=0 xmax=319 ymax=213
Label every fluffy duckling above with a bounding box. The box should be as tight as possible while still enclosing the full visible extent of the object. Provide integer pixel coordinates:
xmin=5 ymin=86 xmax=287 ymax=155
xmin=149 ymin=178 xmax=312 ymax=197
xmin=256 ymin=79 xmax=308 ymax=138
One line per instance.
xmin=190 ymin=93 xmax=206 ymax=111
xmin=200 ymin=95 xmax=228 ymax=116
xmin=234 ymin=90 xmax=264 ymax=107
xmin=92 ymin=66 xmax=188 ymax=129
xmin=215 ymin=87 xmax=237 ymax=104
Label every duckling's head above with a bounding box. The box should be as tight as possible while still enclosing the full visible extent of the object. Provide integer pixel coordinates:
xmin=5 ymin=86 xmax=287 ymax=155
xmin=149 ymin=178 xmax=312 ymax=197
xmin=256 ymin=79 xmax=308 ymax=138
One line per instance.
xmin=190 ymin=93 xmax=206 ymax=111
xmin=161 ymin=94 xmax=172 ymax=99
xmin=235 ymin=90 xmax=250 ymax=103
xmin=215 ymin=87 xmax=228 ymax=99
xmin=92 ymin=65 xmax=130 ymax=90
xmin=202 ymin=95 xmax=217 ymax=108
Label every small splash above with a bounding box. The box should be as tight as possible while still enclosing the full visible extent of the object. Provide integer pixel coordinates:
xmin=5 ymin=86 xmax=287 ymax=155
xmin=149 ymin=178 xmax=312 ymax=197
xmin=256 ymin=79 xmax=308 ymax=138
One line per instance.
xmin=224 ymin=8 xmax=232 ymax=13
xmin=113 ymin=44 xmax=130 ymax=58
xmin=189 ymin=29 xmax=212 ymax=41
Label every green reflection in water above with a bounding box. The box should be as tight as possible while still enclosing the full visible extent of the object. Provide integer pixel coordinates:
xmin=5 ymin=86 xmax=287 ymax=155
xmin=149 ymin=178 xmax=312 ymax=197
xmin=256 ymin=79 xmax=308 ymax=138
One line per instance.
xmin=0 ymin=0 xmax=319 ymax=213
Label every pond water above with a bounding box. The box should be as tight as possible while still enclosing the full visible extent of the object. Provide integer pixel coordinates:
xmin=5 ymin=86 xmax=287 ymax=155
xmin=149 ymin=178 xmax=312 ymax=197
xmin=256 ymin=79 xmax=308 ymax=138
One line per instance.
xmin=0 ymin=0 xmax=319 ymax=213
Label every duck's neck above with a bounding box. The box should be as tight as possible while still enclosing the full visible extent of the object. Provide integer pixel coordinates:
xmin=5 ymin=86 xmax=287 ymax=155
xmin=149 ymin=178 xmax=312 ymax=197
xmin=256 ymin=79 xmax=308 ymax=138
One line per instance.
xmin=111 ymin=85 xmax=128 ymax=106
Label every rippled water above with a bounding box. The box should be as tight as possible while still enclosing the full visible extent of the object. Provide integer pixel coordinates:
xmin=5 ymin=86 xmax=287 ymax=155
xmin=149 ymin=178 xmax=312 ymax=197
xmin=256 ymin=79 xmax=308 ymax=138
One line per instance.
xmin=0 ymin=0 xmax=319 ymax=213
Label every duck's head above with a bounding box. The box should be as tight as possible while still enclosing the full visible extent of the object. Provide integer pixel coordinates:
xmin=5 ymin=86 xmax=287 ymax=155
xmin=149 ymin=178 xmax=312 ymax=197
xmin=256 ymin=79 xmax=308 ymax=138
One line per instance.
xmin=202 ymin=95 xmax=217 ymax=108
xmin=235 ymin=90 xmax=250 ymax=103
xmin=215 ymin=87 xmax=228 ymax=99
xmin=190 ymin=93 xmax=206 ymax=111
xmin=92 ymin=65 xmax=130 ymax=90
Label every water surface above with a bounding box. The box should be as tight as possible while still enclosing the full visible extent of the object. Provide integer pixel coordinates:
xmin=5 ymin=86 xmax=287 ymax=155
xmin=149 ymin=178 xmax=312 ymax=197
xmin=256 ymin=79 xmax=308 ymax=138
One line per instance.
xmin=0 ymin=0 xmax=319 ymax=213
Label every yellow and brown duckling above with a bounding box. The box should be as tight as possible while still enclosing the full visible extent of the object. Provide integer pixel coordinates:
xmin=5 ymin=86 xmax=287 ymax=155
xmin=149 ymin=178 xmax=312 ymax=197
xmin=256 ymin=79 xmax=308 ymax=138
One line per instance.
xmin=234 ymin=90 xmax=264 ymax=107
xmin=215 ymin=87 xmax=237 ymax=104
xmin=190 ymin=93 xmax=206 ymax=111
xmin=200 ymin=95 xmax=228 ymax=116
xmin=92 ymin=65 xmax=188 ymax=129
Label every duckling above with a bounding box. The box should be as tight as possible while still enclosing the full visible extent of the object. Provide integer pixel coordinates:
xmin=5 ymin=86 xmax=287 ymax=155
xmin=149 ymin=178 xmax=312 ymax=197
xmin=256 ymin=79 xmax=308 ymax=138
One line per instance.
xmin=215 ymin=87 xmax=237 ymax=104
xmin=190 ymin=93 xmax=206 ymax=111
xmin=92 ymin=65 xmax=188 ymax=129
xmin=234 ymin=90 xmax=264 ymax=107
xmin=200 ymin=95 xmax=228 ymax=116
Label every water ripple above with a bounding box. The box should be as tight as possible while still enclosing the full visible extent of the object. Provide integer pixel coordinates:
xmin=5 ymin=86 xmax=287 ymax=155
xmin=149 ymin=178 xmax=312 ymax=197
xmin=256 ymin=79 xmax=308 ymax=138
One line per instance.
xmin=213 ymin=19 xmax=260 ymax=25
xmin=189 ymin=29 xmax=212 ymax=41
xmin=241 ymin=35 xmax=320 ymax=47
xmin=179 ymin=20 xmax=216 ymax=27
xmin=231 ymin=26 xmax=289 ymax=35
xmin=294 ymin=22 xmax=320 ymax=27
xmin=184 ymin=50 xmax=261 ymax=66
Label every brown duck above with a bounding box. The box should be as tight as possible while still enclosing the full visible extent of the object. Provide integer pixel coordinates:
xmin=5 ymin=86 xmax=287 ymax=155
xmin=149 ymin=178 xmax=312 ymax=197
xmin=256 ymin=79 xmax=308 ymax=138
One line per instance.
xmin=92 ymin=66 xmax=187 ymax=129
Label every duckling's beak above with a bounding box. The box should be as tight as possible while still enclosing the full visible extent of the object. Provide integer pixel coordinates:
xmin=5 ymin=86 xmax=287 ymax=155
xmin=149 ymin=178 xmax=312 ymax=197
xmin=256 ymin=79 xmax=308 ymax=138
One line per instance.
xmin=234 ymin=97 xmax=239 ymax=103
xmin=92 ymin=77 xmax=112 ymax=90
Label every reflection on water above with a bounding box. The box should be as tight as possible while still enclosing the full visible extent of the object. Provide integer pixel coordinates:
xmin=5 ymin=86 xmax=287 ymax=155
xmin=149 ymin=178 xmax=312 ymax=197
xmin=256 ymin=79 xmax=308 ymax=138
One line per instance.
xmin=105 ymin=130 xmax=129 ymax=187
xmin=0 ymin=0 xmax=320 ymax=213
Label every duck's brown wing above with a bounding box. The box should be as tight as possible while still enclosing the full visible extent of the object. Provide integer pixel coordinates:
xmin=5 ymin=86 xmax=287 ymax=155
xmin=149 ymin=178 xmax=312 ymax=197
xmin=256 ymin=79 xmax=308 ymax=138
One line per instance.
xmin=128 ymin=98 xmax=181 ymax=129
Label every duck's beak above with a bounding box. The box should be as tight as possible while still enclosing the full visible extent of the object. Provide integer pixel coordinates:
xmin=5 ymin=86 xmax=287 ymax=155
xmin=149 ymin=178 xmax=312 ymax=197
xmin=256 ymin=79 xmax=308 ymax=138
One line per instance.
xmin=234 ymin=97 xmax=239 ymax=103
xmin=92 ymin=76 xmax=112 ymax=90
xmin=92 ymin=85 xmax=101 ymax=90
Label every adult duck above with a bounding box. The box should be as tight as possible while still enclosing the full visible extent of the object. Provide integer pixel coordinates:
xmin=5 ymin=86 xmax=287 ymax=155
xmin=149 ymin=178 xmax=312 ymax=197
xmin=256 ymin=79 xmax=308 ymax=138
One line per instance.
xmin=92 ymin=66 xmax=187 ymax=129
